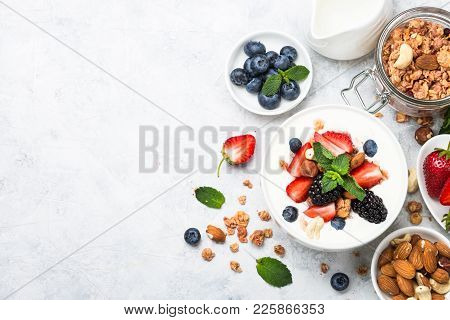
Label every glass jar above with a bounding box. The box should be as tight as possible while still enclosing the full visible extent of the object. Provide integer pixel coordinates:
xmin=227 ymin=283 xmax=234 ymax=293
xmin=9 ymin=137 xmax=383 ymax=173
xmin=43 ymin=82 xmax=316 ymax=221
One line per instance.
xmin=341 ymin=7 xmax=450 ymax=117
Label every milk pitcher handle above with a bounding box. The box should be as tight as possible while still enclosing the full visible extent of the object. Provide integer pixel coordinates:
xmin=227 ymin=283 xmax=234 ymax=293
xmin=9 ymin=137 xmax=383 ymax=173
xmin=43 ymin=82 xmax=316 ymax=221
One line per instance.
xmin=341 ymin=67 xmax=390 ymax=114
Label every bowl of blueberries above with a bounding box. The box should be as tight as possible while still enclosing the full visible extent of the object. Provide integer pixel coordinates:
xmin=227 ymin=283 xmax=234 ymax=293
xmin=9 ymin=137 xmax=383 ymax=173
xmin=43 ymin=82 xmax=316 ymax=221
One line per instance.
xmin=225 ymin=31 xmax=313 ymax=115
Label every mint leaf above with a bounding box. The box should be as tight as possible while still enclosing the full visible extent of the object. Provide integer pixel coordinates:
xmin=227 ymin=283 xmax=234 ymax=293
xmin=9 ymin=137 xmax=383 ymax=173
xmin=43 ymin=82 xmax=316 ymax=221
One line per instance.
xmin=285 ymin=65 xmax=310 ymax=81
xmin=341 ymin=176 xmax=366 ymax=201
xmin=313 ymin=142 xmax=334 ymax=170
xmin=439 ymin=108 xmax=450 ymax=134
xmin=195 ymin=187 xmax=225 ymax=209
xmin=261 ymin=74 xmax=282 ymax=96
xmin=256 ymin=257 xmax=292 ymax=288
xmin=442 ymin=211 xmax=450 ymax=231
xmin=321 ymin=175 xmax=338 ymax=193
xmin=332 ymin=154 xmax=350 ymax=175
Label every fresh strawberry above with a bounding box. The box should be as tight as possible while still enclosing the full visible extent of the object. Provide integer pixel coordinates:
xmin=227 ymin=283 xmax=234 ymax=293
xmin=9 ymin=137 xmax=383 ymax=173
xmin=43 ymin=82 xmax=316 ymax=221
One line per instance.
xmin=350 ymin=161 xmax=383 ymax=189
xmin=322 ymin=131 xmax=354 ymax=153
xmin=439 ymin=177 xmax=450 ymax=206
xmin=423 ymin=143 xmax=450 ymax=198
xmin=288 ymin=142 xmax=312 ymax=177
xmin=313 ymin=132 xmax=346 ymax=156
xmin=217 ymin=134 xmax=256 ymax=177
xmin=304 ymin=202 xmax=336 ymax=222
xmin=286 ymin=177 xmax=313 ymax=203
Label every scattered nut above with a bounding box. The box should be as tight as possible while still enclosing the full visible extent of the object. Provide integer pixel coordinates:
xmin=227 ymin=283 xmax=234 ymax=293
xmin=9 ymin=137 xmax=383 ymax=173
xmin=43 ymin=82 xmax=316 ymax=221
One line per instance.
xmin=336 ymin=198 xmax=351 ymax=218
xmin=258 ymin=210 xmax=271 ymax=221
xmin=410 ymin=212 xmax=423 ymax=225
xmin=299 ymin=159 xmax=319 ymax=177
xmin=274 ymin=245 xmax=286 ymax=257
xmin=416 ymin=116 xmax=433 ymax=126
xmin=206 ymin=225 xmax=226 ymax=243
xmin=230 ymin=243 xmax=239 ymax=253
xmin=279 ymin=159 xmax=288 ymax=170
xmin=415 ymin=126 xmax=433 ymax=145
xmin=393 ymin=43 xmax=414 ymax=69
xmin=263 ymin=228 xmax=273 ymax=238
xmin=227 ymin=227 xmax=235 ymax=236
xmin=357 ymin=265 xmax=369 ymax=276
xmin=396 ymin=112 xmax=409 ymax=123
xmin=305 ymin=217 xmax=324 ymax=239
xmin=407 ymin=168 xmax=418 ymax=193
xmin=230 ymin=261 xmax=242 ymax=273
xmin=390 ymin=233 xmax=412 ymax=246
xmin=238 ymin=195 xmax=246 ymax=205
xmin=235 ymin=211 xmax=249 ymax=227
xmin=242 ymin=179 xmax=253 ymax=189
xmin=407 ymin=201 xmax=422 ymax=214
xmin=375 ymin=112 xmax=384 ymax=118
xmin=237 ymin=226 xmax=248 ymax=243
xmin=305 ymin=148 xmax=314 ymax=160
xmin=350 ymin=152 xmax=365 ymax=170
xmin=249 ymin=230 xmax=265 ymax=246
xmin=314 ymin=119 xmax=324 ymax=131
xmin=224 ymin=216 xmax=237 ymax=229
xmin=202 ymin=248 xmax=215 ymax=261
xmin=320 ymin=263 xmax=329 ymax=274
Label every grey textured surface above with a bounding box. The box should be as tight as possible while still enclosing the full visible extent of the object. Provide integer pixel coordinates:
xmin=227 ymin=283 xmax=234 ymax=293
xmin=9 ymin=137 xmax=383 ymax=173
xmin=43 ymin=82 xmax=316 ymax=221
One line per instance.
xmin=0 ymin=0 xmax=448 ymax=299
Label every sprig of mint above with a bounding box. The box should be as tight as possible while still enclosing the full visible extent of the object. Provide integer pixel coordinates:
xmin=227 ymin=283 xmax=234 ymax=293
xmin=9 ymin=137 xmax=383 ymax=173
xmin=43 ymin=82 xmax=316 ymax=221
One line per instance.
xmin=261 ymin=65 xmax=310 ymax=96
xmin=439 ymin=108 xmax=450 ymax=135
xmin=256 ymin=257 xmax=292 ymax=288
xmin=194 ymin=186 xmax=225 ymax=209
xmin=313 ymin=142 xmax=366 ymax=201
xmin=442 ymin=211 xmax=450 ymax=232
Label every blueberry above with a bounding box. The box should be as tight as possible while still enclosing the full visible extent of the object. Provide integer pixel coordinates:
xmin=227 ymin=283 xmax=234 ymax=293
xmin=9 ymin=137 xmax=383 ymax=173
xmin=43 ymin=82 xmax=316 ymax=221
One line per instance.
xmin=263 ymin=68 xmax=278 ymax=81
xmin=273 ymin=55 xmax=290 ymax=70
xmin=244 ymin=58 xmax=257 ymax=77
xmin=250 ymin=54 xmax=270 ymax=75
xmin=230 ymin=68 xmax=250 ymax=86
xmin=280 ymin=46 xmax=298 ymax=62
xmin=246 ymin=77 xmax=263 ymax=93
xmin=330 ymin=272 xmax=350 ymax=291
xmin=331 ymin=217 xmax=346 ymax=230
xmin=184 ymin=228 xmax=201 ymax=246
xmin=244 ymin=41 xmax=266 ymax=57
xmin=265 ymin=51 xmax=279 ymax=66
xmin=282 ymin=206 xmax=298 ymax=222
xmin=280 ymin=81 xmax=300 ymax=100
xmin=363 ymin=139 xmax=378 ymax=157
xmin=289 ymin=138 xmax=302 ymax=153
xmin=258 ymin=91 xmax=281 ymax=110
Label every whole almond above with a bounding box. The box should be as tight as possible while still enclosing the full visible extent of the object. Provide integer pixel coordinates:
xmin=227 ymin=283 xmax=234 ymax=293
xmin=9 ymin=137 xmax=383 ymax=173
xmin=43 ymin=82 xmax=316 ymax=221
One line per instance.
xmin=392 ymin=293 xmax=407 ymax=300
xmin=408 ymin=245 xmax=424 ymax=270
xmin=377 ymin=274 xmax=400 ymax=296
xmin=423 ymin=248 xmax=438 ymax=273
xmin=415 ymin=54 xmax=439 ymax=70
xmin=392 ymin=260 xmax=416 ymax=279
xmin=396 ymin=274 xmax=415 ymax=297
xmin=381 ymin=263 xmax=397 ymax=278
xmin=431 ymin=268 xmax=449 ymax=284
xmin=378 ymin=246 xmax=394 ymax=267
xmin=418 ymin=239 xmax=438 ymax=256
xmin=206 ymin=225 xmax=226 ymax=243
xmin=435 ymin=241 xmax=450 ymax=258
xmin=394 ymin=242 xmax=412 ymax=260
xmin=431 ymin=293 xmax=445 ymax=300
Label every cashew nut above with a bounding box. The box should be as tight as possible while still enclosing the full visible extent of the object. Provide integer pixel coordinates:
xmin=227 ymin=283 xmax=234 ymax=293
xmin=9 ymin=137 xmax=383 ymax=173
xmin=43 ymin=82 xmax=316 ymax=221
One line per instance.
xmin=415 ymin=285 xmax=432 ymax=300
xmin=393 ymin=43 xmax=414 ymax=69
xmin=390 ymin=233 xmax=412 ymax=246
xmin=416 ymin=272 xmax=431 ymax=289
xmin=408 ymin=168 xmax=418 ymax=193
xmin=406 ymin=297 xmax=417 ymax=300
xmin=430 ymin=278 xmax=450 ymax=295
xmin=305 ymin=217 xmax=324 ymax=240
xmin=305 ymin=148 xmax=314 ymax=160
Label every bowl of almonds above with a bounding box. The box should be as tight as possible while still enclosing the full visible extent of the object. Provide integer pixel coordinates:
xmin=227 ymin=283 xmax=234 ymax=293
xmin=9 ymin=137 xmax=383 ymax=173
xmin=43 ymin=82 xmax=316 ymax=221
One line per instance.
xmin=371 ymin=226 xmax=449 ymax=300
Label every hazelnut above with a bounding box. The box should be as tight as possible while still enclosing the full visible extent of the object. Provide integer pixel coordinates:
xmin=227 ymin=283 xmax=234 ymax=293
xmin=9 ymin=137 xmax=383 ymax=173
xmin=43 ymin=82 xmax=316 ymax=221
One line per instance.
xmin=410 ymin=212 xmax=423 ymax=225
xmin=230 ymin=243 xmax=239 ymax=253
xmin=416 ymin=116 xmax=433 ymax=126
xmin=299 ymin=159 xmax=319 ymax=177
xmin=396 ymin=112 xmax=409 ymax=123
xmin=242 ymin=179 xmax=253 ymax=189
xmin=201 ymin=248 xmax=215 ymax=261
xmin=320 ymin=263 xmax=329 ymax=273
xmin=407 ymin=201 xmax=422 ymax=214
xmin=415 ymin=126 xmax=433 ymax=145
xmin=274 ymin=245 xmax=286 ymax=257
xmin=230 ymin=261 xmax=242 ymax=273
xmin=263 ymin=228 xmax=273 ymax=238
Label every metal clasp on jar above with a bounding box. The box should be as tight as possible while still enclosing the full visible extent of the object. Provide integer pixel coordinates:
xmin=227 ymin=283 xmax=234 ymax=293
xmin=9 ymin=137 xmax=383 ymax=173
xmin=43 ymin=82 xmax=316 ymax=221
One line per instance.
xmin=341 ymin=67 xmax=391 ymax=114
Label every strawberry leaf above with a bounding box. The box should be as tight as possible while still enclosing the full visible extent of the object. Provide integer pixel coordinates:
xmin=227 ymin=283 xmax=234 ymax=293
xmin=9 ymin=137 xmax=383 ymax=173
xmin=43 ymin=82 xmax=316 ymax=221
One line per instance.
xmin=261 ymin=74 xmax=282 ymax=96
xmin=195 ymin=187 xmax=225 ymax=209
xmin=256 ymin=257 xmax=292 ymax=288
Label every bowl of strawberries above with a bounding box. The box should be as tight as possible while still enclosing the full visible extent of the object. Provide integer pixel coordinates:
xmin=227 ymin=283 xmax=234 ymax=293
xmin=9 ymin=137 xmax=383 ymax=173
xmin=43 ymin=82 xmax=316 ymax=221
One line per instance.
xmin=417 ymin=134 xmax=450 ymax=232
xmin=261 ymin=104 xmax=408 ymax=251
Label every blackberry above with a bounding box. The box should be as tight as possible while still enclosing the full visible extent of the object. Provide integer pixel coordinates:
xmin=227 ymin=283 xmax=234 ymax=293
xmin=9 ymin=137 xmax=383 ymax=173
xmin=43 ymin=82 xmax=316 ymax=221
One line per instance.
xmin=308 ymin=173 xmax=343 ymax=206
xmin=351 ymin=190 xmax=388 ymax=224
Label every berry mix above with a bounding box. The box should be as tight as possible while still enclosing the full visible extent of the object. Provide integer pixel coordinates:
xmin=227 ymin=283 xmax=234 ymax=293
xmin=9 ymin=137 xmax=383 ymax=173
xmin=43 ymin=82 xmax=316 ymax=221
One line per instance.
xmin=282 ymin=122 xmax=389 ymax=234
xmin=230 ymin=41 xmax=310 ymax=110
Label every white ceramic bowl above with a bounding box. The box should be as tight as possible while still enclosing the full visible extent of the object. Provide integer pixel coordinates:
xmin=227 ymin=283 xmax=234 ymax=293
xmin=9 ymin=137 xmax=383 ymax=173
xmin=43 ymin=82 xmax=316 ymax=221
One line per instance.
xmin=371 ymin=226 xmax=450 ymax=300
xmin=416 ymin=134 xmax=450 ymax=232
xmin=261 ymin=104 xmax=408 ymax=251
xmin=225 ymin=31 xmax=313 ymax=116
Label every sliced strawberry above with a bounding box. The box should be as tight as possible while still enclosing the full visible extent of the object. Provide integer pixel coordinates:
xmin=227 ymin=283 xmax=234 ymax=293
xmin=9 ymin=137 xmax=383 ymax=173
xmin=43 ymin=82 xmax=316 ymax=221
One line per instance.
xmin=217 ymin=134 xmax=256 ymax=177
xmin=322 ymin=131 xmax=354 ymax=153
xmin=350 ymin=161 xmax=383 ymax=189
xmin=304 ymin=202 xmax=336 ymax=222
xmin=440 ymin=177 xmax=450 ymax=206
xmin=288 ymin=142 xmax=312 ymax=177
xmin=286 ymin=177 xmax=313 ymax=203
xmin=313 ymin=132 xmax=346 ymax=156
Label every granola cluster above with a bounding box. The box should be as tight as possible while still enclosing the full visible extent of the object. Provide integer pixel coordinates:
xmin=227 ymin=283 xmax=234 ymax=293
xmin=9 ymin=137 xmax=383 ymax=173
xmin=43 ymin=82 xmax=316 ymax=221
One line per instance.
xmin=382 ymin=19 xmax=450 ymax=100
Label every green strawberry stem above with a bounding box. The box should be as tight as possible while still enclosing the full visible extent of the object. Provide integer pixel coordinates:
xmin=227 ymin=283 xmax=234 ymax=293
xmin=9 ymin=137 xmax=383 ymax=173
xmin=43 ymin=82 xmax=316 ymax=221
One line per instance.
xmin=435 ymin=141 xmax=450 ymax=159
xmin=217 ymin=157 xmax=225 ymax=177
